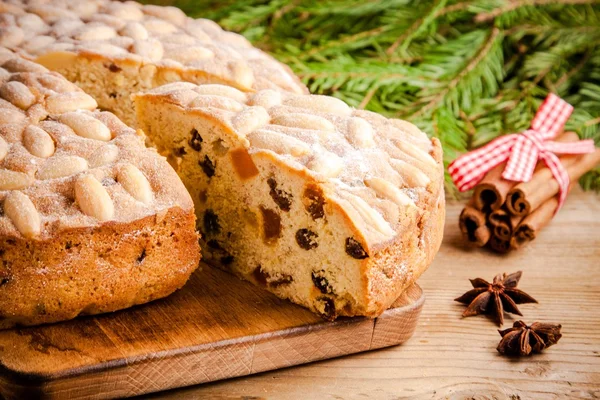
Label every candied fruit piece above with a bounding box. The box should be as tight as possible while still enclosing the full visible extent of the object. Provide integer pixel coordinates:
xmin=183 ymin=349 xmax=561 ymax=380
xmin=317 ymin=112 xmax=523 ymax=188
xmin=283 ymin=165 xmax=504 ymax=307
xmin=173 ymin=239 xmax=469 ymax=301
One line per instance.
xmin=230 ymin=148 xmax=259 ymax=180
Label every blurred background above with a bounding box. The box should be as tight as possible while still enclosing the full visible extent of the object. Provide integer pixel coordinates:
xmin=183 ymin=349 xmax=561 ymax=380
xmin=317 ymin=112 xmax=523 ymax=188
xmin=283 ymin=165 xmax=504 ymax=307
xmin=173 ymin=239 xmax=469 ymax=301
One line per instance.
xmin=145 ymin=0 xmax=600 ymax=195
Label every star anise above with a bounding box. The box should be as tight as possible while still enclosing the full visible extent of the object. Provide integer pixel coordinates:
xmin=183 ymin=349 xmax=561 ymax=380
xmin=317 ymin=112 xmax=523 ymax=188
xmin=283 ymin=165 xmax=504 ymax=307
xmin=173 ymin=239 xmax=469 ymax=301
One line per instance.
xmin=497 ymin=320 xmax=562 ymax=356
xmin=454 ymin=271 xmax=537 ymax=326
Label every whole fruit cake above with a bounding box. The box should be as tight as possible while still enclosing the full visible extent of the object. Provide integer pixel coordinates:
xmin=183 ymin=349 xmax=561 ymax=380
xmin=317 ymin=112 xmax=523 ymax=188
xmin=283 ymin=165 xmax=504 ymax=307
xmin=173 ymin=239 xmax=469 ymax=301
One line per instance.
xmin=134 ymin=82 xmax=445 ymax=319
xmin=0 ymin=48 xmax=199 ymax=329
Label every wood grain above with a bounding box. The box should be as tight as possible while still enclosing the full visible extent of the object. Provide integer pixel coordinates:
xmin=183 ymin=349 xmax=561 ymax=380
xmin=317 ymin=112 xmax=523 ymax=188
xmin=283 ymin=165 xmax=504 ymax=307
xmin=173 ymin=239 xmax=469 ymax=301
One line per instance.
xmin=0 ymin=261 xmax=424 ymax=400
xmin=145 ymin=188 xmax=600 ymax=400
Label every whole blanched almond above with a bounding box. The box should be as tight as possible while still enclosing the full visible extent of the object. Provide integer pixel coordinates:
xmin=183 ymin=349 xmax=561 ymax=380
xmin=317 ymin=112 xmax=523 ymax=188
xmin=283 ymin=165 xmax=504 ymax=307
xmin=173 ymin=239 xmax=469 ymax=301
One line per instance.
xmin=88 ymin=144 xmax=119 ymax=168
xmin=347 ymin=117 xmax=375 ymax=148
xmin=249 ymin=90 xmax=282 ymax=109
xmin=46 ymin=92 xmax=98 ymax=114
xmin=390 ymin=159 xmax=430 ymax=187
xmin=365 ymin=177 xmax=415 ymax=208
xmin=307 ymin=151 xmax=344 ymax=178
xmin=131 ymin=38 xmax=164 ymax=62
xmin=0 ymin=169 xmax=33 ymax=190
xmin=232 ymin=106 xmax=270 ymax=136
xmin=0 ymin=81 xmax=36 ymax=110
xmin=247 ymin=129 xmax=311 ymax=157
xmin=189 ymin=95 xmax=244 ymax=112
xmin=284 ymin=95 xmax=351 ymax=116
xmin=119 ymin=22 xmax=148 ymax=40
xmin=193 ymin=85 xmax=247 ymax=102
xmin=74 ymin=174 xmax=114 ymax=221
xmin=0 ymin=136 xmax=8 ymax=161
xmin=344 ymin=192 xmax=396 ymax=238
xmin=394 ymin=140 xmax=437 ymax=167
xmin=228 ymin=60 xmax=254 ymax=89
xmin=74 ymin=25 xmax=117 ymax=41
xmin=37 ymin=155 xmax=88 ymax=180
xmin=23 ymin=125 xmax=55 ymax=158
xmin=272 ymin=113 xmax=336 ymax=132
xmin=4 ymin=191 xmax=41 ymax=238
xmin=117 ymin=164 xmax=153 ymax=204
xmin=59 ymin=112 xmax=112 ymax=141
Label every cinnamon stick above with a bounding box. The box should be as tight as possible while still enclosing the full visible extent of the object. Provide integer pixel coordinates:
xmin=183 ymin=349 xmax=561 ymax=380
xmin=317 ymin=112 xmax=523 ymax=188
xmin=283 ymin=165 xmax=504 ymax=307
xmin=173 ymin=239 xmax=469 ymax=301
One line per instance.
xmin=459 ymin=200 xmax=491 ymax=247
xmin=472 ymin=163 xmax=515 ymax=213
xmin=510 ymin=196 xmax=558 ymax=250
xmin=472 ymin=132 xmax=577 ymax=214
xmin=506 ymin=146 xmax=600 ymax=217
xmin=488 ymin=208 xmax=523 ymax=241
xmin=489 ymin=234 xmax=510 ymax=254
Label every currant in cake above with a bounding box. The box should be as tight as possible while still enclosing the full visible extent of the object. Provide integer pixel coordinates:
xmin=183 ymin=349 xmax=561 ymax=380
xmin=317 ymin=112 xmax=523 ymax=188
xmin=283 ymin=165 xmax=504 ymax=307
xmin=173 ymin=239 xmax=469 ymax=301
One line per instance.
xmin=0 ymin=48 xmax=200 ymax=329
xmin=134 ymin=83 xmax=445 ymax=319
xmin=1 ymin=0 xmax=307 ymax=126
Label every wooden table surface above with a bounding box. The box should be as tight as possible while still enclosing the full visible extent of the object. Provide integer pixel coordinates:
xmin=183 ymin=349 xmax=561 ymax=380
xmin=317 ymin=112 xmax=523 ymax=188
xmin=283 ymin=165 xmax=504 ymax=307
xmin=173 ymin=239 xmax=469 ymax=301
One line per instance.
xmin=147 ymin=188 xmax=600 ymax=399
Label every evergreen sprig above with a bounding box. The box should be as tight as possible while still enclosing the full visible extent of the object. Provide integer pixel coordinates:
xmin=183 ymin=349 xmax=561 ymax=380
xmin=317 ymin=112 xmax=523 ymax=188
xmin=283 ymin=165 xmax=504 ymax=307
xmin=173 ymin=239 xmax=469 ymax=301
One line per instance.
xmin=150 ymin=0 xmax=600 ymax=195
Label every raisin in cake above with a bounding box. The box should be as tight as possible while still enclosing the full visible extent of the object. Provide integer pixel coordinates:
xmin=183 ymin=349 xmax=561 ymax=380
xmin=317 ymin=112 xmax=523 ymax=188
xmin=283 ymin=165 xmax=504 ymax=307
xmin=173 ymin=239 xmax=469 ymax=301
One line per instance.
xmin=1 ymin=0 xmax=307 ymax=126
xmin=134 ymin=83 xmax=445 ymax=319
xmin=0 ymin=49 xmax=200 ymax=329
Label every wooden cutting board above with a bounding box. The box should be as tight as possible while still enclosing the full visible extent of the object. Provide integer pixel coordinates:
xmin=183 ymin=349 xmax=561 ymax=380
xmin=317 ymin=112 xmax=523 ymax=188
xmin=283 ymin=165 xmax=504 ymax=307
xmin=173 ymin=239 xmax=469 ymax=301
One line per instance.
xmin=0 ymin=264 xmax=424 ymax=400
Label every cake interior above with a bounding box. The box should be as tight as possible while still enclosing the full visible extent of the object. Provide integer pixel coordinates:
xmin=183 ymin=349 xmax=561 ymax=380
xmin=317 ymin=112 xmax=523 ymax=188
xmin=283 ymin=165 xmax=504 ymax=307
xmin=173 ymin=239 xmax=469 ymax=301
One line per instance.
xmin=35 ymin=52 xmax=235 ymax=127
xmin=136 ymin=100 xmax=371 ymax=319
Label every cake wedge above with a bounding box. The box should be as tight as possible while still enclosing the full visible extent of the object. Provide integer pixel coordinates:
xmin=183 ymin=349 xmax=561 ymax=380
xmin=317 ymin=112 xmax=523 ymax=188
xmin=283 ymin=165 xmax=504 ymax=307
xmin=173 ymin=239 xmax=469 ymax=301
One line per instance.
xmin=134 ymin=82 xmax=445 ymax=319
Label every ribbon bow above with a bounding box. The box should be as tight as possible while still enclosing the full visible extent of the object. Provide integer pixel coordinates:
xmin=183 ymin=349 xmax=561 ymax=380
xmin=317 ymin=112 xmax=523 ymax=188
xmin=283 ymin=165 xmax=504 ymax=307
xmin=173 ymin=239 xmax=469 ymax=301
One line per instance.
xmin=448 ymin=94 xmax=595 ymax=210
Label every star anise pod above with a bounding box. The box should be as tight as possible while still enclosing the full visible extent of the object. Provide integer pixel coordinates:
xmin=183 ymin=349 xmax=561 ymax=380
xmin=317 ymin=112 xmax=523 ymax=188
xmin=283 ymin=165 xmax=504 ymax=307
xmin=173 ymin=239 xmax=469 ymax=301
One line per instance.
xmin=454 ymin=271 xmax=537 ymax=326
xmin=497 ymin=320 xmax=562 ymax=356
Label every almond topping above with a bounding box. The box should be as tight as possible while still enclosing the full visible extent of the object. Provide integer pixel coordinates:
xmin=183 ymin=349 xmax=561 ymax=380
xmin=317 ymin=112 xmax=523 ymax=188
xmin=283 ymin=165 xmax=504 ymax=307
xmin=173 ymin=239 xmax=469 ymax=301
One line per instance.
xmin=4 ymin=191 xmax=40 ymax=238
xmin=89 ymin=144 xmax=119 ymax=168
xmin=0 ymin=169 xmax=33 ymax=190
xmin=365 ymin=177 xmax=415 ymax=208
xmin=23 ymin=125 xmax=55 ymax=158
xmin=74 ymin=174 xmax=114 ymax=221
xmin=284 ymin=95 xmax=351 ymax=116
xmin=0 ymin=81 xmax=35 ymax=110
xmin=390 ymin=159 xmax=431 ymax=187
xmin=249 ymin=90 xmax=282 ymax=109
xmin=45 ymin=92 xmax=98 ymax=114
xmin=59 ymin=112 xmax=112 ymax=141
xmin=0 ymin=136 xmax=8 ymax=162
xmin=272 ymin=114 xmax=336 ymax=132
xmin=247 ymin=129 xmax=311 ymax=157
xmin=232 ymin=106 xmax=270 ymax=136
xmin=193 ymin=85 xmax=247 ymax=102
xmin=117 ymin=164 xmax=153 ymax=204
xmin=347 ymin=117 xmax=375 ymax=148
xmin=37 ymin=155 xmax=88 ymax=180
xmin=307 ymin=151 xmax=344 ymax=178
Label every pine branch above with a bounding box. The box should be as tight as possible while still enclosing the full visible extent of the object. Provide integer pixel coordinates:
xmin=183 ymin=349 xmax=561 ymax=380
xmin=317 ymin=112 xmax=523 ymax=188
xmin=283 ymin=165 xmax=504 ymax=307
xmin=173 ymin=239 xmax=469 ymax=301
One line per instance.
xmin=148 ymin=0 xmax=600 ymax=193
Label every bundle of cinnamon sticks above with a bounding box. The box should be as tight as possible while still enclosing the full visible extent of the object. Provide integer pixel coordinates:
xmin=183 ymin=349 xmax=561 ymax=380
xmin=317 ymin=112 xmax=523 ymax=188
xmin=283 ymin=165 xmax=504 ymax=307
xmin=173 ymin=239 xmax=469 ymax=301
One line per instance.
xmin=459 ymin=132 xmax=600 ymax=253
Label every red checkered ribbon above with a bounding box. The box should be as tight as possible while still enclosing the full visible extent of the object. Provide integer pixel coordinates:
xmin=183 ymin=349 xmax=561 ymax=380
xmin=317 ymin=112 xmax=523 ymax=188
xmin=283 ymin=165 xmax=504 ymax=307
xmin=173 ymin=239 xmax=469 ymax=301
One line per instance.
xmin=448 ymin=93 xmax=595 ymax=210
